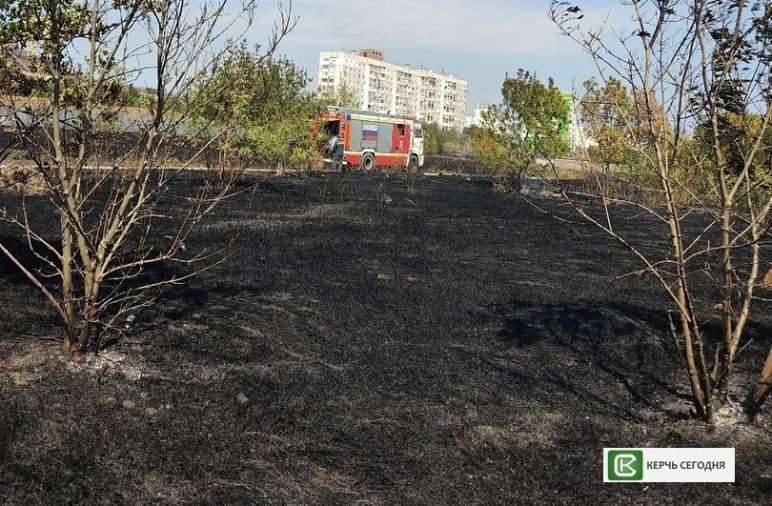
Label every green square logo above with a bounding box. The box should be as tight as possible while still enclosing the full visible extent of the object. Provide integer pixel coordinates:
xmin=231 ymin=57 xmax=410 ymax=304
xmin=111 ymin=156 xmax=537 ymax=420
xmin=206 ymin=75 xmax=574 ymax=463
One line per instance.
xmin=607 ymin=450 xmax=643 ymax=481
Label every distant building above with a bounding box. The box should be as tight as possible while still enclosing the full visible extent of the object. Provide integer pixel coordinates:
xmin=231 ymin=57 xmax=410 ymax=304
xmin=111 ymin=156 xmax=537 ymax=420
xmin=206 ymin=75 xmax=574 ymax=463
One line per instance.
xmin=317 ymin=50 xmax=468 ymax=131
xmin=357 ymin=49 xmax=384 ymax=61
xmin=465 ymin=103 xmax=492 ymax=128
xmin=560 ymin=91 xmax=593 ymax=152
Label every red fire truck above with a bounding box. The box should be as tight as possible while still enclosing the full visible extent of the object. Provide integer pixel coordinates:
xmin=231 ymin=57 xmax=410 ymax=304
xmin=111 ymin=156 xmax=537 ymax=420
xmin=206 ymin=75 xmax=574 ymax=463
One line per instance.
xmin=318 ymin=107 xmax=424 ymax=171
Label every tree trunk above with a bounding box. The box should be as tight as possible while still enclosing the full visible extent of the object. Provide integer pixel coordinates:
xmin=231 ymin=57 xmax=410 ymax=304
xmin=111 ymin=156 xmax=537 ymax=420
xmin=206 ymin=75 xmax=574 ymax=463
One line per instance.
xmin=713 ymin=203 xmax=734 ymax=403
xmin=62 ymin=220 xmax=75 ymax=351
xmin=749 ymin=347 xmax=772 ymax=422
xmin=679 ymin=313 xmax=709 ymax=421
xmin=77 ymin=267 xmax=99 ymax=351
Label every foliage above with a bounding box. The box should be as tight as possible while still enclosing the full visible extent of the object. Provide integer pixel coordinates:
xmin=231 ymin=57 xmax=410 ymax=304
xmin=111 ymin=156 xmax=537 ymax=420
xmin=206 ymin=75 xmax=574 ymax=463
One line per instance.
xmin=188 ymin=44 xmax=323 ymax=170
xmin=0 ymin=1 xmax=91 ymax=49
xmin=470 ymin=120 xmax=517 ymax=176
xmin=422 ymin=123 xmax=440 ymax=155
xmin=0 ymin=0 xmax=137 ymax=108
xmin=422 ymin=122 xmax=464 ymax=155
xmin=501 ymin=69 xmax=569 ymax=157
xmin=579 ymin=78 xmax=636 ymax=172
xmin=473 ymin=69 xmax=569 ymax=180
xmin=695 ymin=111 xmax=772 ymax=181
xmin=121 ymin=84 xmax=155 ymax=108
xmin=318 ymin=82 xmax=360 ymax=109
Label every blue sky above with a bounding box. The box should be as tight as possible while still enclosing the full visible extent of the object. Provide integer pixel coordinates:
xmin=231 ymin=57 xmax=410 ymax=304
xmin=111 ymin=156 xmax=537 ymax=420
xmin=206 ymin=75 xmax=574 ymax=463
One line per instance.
xmin=244 ymin=0 xmax=624 ymax=113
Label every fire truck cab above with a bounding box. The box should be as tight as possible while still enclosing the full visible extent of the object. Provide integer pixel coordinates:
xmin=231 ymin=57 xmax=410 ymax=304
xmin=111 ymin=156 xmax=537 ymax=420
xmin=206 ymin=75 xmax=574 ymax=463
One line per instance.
xmin=319 ymin=107 xmax=424 ymax=171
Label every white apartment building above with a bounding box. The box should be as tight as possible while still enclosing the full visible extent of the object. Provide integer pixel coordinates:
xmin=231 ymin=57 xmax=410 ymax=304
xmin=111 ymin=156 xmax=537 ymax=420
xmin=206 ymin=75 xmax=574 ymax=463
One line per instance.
xmin=465 ymin=103 xmax=493 ymax=128
xmin=317 ymin=50 xmax=468 ymax=131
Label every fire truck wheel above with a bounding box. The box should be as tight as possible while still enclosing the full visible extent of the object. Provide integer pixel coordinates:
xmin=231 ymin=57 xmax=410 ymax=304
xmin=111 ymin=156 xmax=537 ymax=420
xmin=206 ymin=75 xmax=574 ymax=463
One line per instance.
xmin=360 ymin=154 xmax=375 ymax=172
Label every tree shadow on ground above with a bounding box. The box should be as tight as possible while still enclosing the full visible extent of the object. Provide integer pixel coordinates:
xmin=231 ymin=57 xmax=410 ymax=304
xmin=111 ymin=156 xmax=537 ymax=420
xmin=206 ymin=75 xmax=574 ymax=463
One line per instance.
xmin=102 ymin=284 xmax=218 ymax=343
xmin=477 ymin=298 xmax=696 ymax=421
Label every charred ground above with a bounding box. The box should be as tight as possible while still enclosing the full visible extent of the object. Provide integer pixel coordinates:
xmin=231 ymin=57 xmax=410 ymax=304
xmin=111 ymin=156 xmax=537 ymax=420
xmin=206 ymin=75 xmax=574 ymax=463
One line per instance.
xmin=0 ymin=173 xmax=770 ymax=505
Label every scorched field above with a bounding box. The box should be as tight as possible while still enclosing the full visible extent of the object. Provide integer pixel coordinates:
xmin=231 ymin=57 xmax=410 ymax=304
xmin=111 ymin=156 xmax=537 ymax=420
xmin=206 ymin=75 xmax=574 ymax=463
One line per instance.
xmin=0 ymin=173 xmax=770 ymax=505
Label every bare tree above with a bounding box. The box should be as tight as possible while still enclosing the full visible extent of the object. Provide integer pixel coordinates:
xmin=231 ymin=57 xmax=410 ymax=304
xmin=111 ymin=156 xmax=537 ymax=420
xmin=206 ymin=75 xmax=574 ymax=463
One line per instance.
xmin=0 ymin=0 xmax=296 ymax=356
xmin=546 ymin=0 xmax=771 ymax=422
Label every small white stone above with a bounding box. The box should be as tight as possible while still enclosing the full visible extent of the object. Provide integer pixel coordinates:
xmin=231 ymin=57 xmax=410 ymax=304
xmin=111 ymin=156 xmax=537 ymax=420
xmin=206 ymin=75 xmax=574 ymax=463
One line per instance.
xmin=103 ymin=351 xmax=126 ymax=363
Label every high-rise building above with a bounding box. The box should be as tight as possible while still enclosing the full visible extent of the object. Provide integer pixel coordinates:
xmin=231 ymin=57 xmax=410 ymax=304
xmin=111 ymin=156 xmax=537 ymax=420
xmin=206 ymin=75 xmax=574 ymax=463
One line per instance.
xmin=317 ymin=50 xmax=468 ymax=132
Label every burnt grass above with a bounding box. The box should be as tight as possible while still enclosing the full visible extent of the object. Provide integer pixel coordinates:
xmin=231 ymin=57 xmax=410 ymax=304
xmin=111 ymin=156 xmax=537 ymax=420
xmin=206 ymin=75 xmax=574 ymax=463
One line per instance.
xmin=1 ymin=172 xmax=771 ymax=505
